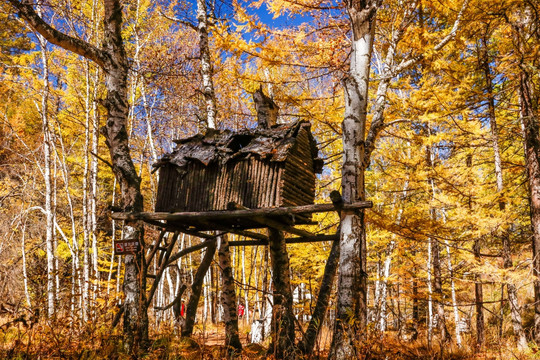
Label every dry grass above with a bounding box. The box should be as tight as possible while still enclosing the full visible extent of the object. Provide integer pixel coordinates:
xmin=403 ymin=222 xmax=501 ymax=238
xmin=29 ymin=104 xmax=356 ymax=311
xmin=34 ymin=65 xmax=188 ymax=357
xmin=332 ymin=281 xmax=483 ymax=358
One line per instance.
xmin=1 ymin=315 xmax=540 ymax=359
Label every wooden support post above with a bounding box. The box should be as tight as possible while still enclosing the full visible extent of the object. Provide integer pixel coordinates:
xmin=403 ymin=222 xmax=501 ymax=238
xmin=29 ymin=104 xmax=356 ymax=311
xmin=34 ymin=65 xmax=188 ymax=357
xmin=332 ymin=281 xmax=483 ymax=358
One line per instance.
xmin=166 ymin=239 xmax=216 ymax=267
xmin=182 ymin=239 xmax=218 ymax=336
xmin=146 ymin=232 xmax=179 ymax=307
xmin=146 ymin=230 xmax=167 ymax=265
xmin=300 ymin=190 xmax=343 ymax=355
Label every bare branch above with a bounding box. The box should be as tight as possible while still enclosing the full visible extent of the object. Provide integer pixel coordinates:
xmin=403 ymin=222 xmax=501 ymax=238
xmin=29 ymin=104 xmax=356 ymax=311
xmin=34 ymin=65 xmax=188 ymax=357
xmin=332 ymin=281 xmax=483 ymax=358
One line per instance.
xmin=158 ymin=8 xmax=197 ymax=31
xmin=7 ymin=0 xmax=107 ymax=68
xmin=392 ymin=0 xmax=470 ymax=75
xmin=363 ymin=0 xmax=470 ymax=166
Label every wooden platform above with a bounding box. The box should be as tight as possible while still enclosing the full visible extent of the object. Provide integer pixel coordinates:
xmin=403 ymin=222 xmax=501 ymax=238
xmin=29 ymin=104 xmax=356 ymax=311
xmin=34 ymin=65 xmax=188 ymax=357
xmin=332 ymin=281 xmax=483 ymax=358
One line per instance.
xmin=111 ymin=201 xmax=372 ymax=241
xmin=109 ymin=199 xmax=372 ymax=325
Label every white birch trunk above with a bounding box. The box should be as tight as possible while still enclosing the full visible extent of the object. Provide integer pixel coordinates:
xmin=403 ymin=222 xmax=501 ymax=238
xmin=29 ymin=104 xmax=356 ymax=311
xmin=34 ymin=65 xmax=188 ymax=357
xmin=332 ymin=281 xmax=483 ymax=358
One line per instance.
xmin=444 ymin=239 xmax=462 ymax=347
xmin=189 ymin=237 xmax=194 ymax=283
xmin=116 ymin=248 xmax=123 ymax=296
xmin=374 ymin=260 xmax=381 ymax=321
xmin=196 ymin=0 xmax=217 ymax=129
xmin=379 ymin=241 xmax=394 ymax=332
xmin=166 ymin=266 xmax=174 ymax=322
xmin=55 ymin=123 xmax=80 ymax=312
xmin=88 ymin=0 xmax=100 ymax=285
xmin=36 ymin=21 xmax=55 ymax=317
xmin=53 ymin=160 xmax=59 ymax=306
xmin=203 ymin=251 xmax=209 ymax=323
xmin=91 ymin=83 xmax=99 ymax=289
xmin=331 ymin=3 xmax=378 ymax=358
xmin=82 ymin=61 xmax=92 ymax=320
xmin=378 ymin=180 xmax=409 ymax=332
xmin=218 ymin=234 xmax=242 ymax=350
xmin=21 ymin=220 xmax=32 ymax=307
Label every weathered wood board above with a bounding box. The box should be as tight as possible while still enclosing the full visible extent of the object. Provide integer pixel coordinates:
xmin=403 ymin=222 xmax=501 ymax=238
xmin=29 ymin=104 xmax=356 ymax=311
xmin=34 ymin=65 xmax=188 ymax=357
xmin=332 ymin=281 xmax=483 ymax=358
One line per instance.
xmin=153 ymin=121 xmax=324 ymax=225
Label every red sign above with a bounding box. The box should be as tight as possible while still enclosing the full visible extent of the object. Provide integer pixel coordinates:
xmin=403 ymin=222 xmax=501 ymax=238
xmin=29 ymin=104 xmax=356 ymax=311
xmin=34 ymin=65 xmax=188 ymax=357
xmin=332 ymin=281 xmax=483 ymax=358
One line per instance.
xmin=114 ymin=240 xmax=140 ymax=255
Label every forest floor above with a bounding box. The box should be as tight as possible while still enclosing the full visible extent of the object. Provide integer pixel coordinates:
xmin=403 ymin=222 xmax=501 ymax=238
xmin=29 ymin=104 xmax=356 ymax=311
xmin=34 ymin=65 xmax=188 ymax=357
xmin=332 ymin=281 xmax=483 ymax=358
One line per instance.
xmin=0 ymin=317 xmax=539 ymax=359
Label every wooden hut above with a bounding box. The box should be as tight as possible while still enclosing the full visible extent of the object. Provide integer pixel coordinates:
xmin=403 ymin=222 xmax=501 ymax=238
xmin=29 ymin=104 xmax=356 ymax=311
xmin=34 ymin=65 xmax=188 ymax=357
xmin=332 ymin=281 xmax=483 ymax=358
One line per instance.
xmin=153 ymin=121 xmax=323 ymax=229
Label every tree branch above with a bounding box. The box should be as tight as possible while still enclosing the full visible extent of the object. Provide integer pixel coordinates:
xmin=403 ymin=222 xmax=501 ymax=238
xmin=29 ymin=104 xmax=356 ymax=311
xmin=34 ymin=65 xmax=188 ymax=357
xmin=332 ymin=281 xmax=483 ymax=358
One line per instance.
xmin=363 ymin=0 xmax=470 ymax=167
xmin=392 ymin=0 xmax=470 ymax=75
xmin=7 ymin=0 xmax=107 ymax=68
xmin=158 ymin=9 xmax=197 ymax=31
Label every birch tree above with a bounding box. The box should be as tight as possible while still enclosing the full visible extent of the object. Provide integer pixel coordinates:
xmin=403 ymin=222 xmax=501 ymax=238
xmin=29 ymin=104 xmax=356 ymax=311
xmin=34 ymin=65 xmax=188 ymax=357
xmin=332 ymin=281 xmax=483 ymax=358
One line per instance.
xmin=330 ymin=0 xmax=469 ymax=356
xmin=330 ymin=2 xmax=379 ymax=358
xmin=218 ymin=235 xmax=242 ymax=351
xmin=8 ymin=0 xmax=148 ymax=350
xmin=35 ymin=17 xmax=56 ymax=318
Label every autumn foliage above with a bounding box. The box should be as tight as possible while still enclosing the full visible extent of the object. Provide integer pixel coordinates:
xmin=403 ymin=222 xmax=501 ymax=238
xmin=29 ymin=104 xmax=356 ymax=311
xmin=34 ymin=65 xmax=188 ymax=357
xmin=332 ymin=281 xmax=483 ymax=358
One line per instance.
xmin=2 ymin=0 xmax=540 ymax=359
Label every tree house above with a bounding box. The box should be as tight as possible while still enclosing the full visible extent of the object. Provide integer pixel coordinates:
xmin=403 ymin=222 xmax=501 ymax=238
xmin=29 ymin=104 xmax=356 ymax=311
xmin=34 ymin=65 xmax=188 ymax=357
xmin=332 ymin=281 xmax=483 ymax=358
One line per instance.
xmin=153 ymin=121 xmax=324 ymax=231
xmin=109 ymin=91 xmax=373 ymax=350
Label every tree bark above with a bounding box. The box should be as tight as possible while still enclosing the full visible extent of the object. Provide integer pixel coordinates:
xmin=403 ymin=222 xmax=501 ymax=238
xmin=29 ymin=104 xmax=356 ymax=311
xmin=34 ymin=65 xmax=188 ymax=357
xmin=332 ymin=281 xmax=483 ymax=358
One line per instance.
xmin=268 ymin=228 xmax=297 ymax=359
xmin=21 ymin=219 xmax=32 ymax=308
xmin=262 ymin=244 xmax=269 ymax=339
xmin=196 ymin=0 xmax=217 ymax=130
xmin=473 ymin=239 xmax=485 ymax=349
xmin=91 ymin=81 xmax=100 ymax=289
xmin=210 ymin=263 xmax=217 ymax=324
xmin=101 ymin=0 xmax=148 ymax=349
xmin=242 ymin=246 xmax=249 ymax=324
xmin=82 ymin=61 xmax=92 ymax=320
xmin=378 ymin=240 xmax=395 ymax=332
xmin=330 ymin=3 xmax=377 ymax=358
xmin=412 ymin=264 xmax=419 ymax=328
xmin=218 ymin=234 xmax=242 ymax=352
xmin=432 ymin=238 xmax=449 ymax=343
xmin=519 ymin=69 xmax=540 ymax=344
xmin=508 ymin=4 xmax=540 ymax=345
xmin=502 ymin=239 xmax=528 ymax=350
xmin=427 ymin=238 xmax=434 ymax=348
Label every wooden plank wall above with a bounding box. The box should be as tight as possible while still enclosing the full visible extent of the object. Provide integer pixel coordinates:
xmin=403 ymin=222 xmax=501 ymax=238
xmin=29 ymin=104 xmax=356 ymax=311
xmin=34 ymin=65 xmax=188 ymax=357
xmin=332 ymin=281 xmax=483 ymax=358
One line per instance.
xmin=280 ymin=127 xmax=316 ymax=207
xmin=155 ymin=130 xmax=316 ymax=212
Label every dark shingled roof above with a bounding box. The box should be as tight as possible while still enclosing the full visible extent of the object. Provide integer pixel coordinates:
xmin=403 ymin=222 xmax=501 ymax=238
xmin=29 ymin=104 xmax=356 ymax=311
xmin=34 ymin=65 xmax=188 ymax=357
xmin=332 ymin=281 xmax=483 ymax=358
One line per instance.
xmin=154 ymin=120 xmax=323 ymax=173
